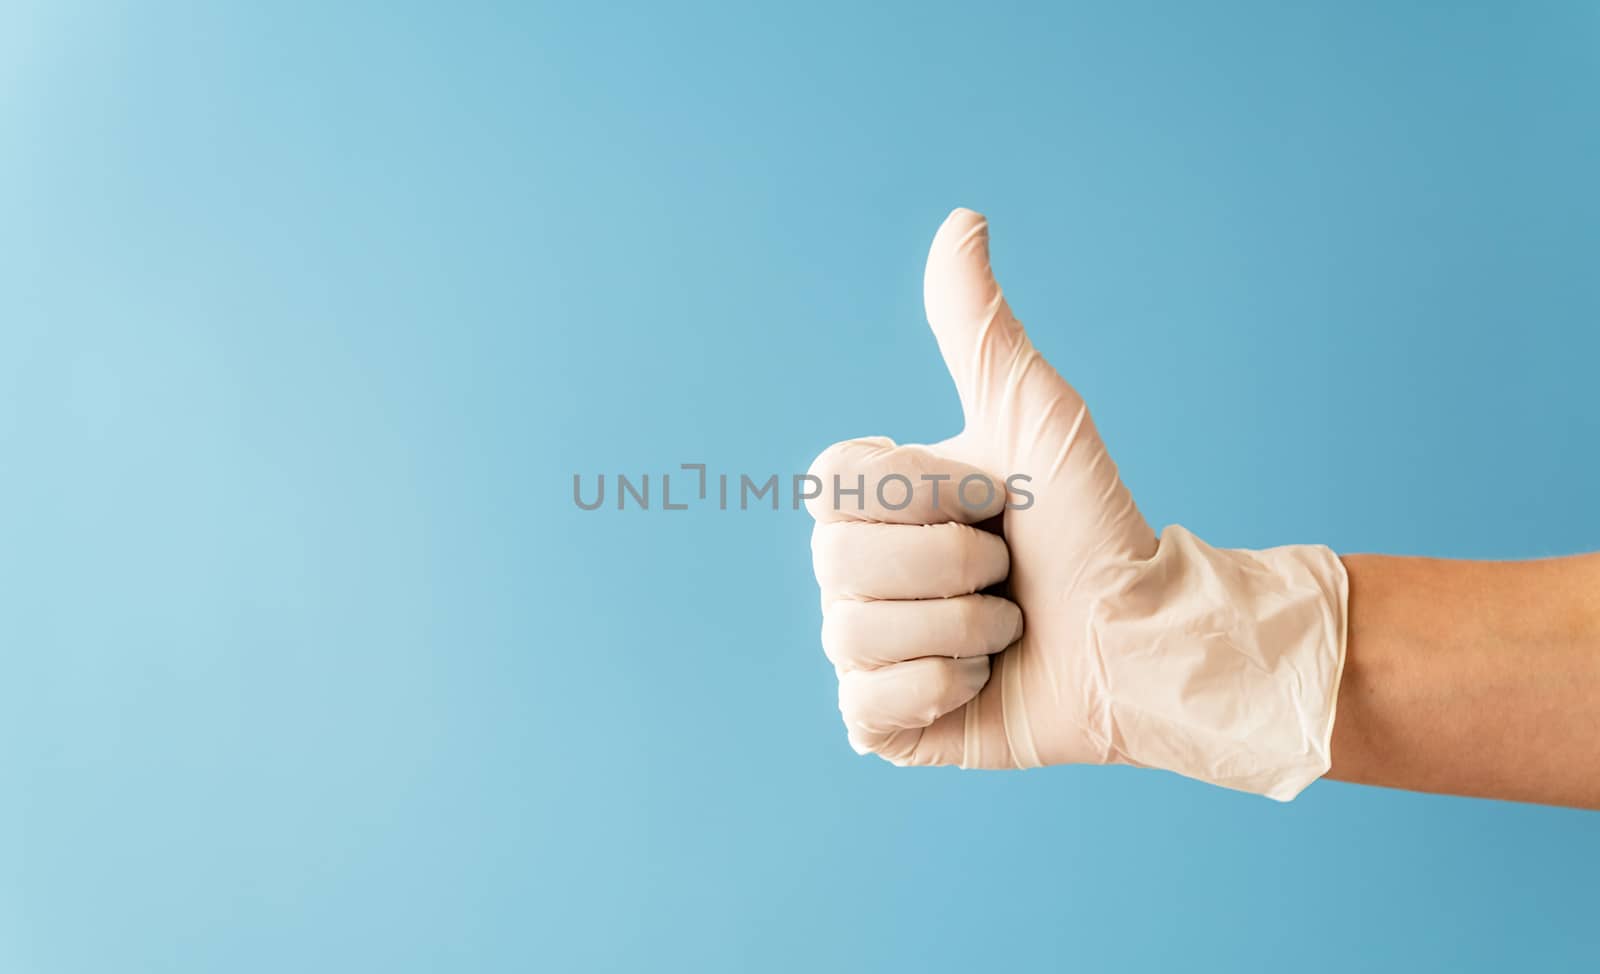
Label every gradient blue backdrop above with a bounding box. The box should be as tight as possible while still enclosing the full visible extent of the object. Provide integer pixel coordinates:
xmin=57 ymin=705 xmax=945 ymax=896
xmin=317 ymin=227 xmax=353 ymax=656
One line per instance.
xmin=4 ymin=2 xmax=1599 ymax=971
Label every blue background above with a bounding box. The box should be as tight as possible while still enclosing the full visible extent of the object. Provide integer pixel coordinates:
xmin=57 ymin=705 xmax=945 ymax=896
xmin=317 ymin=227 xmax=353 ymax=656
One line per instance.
xmin=4 ymin=2 xmax=1599 ymax=971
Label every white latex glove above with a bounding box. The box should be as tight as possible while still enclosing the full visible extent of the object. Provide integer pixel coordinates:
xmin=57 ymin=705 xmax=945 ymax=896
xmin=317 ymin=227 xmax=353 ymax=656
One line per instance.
xmin=807 ymin=208 xmax=1347 ymax=800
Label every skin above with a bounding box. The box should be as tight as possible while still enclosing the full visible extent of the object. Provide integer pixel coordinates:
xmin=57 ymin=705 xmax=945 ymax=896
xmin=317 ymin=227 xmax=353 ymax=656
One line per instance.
xmin=1328 ymin=554 xmax=1600 ymax=808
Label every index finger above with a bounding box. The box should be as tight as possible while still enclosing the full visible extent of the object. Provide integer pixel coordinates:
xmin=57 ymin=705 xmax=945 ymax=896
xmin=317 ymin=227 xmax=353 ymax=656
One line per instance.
xmin=804 ymin=436 xmax=1008 ymax=525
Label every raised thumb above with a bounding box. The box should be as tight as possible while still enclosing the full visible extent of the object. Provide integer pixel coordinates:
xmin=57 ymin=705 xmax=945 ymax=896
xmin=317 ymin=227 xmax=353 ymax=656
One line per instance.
xmin=923 ymin=208 xmax=1035 ymax=430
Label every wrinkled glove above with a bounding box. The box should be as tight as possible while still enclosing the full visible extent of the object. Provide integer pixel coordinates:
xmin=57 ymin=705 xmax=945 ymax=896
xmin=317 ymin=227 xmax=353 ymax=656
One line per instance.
xmin=806 ymin=208 xmax=1347 ymax=801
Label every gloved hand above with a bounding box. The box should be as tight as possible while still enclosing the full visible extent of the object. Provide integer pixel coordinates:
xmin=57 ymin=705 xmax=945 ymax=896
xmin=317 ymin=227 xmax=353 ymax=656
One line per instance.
xmin=806 ymin=208 xmax=1347 ymax=800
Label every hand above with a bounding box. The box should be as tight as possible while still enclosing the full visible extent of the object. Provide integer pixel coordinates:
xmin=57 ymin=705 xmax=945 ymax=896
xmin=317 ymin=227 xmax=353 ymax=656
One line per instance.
xmin=807 ymin=209 xmax=1346 ymax=799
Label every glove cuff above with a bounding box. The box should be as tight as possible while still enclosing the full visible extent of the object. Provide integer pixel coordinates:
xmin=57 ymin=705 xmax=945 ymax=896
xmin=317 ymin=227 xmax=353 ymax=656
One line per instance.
xmin=1087 ymin=525 xmax=1349 ymax=800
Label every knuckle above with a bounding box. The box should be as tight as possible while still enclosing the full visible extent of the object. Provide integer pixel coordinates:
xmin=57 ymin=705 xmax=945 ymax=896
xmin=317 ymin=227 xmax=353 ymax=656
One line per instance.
xmin=805 ymin=441 xmax=850 ymax=486
xmin=925 ymin=661 xmax=960 ymax=702
xmin=807 ymin=436 xmax=893 ymax=483
xmin=838 ymin=669 xmax=897 ymax=735
xmin=805 ymin=437 xmax=898 ymax=521
xmin=873 ymin=728 xmax=922 ymax=766
xmin=820 ymin=601 xmax=868 ymax=667
xmin=809 ymin=523 xmax=846 ymax=587
xmin=835 ymin=672 xmax=866 ymax=726
xmin=844 ymin=723 xmax=882 ymax=758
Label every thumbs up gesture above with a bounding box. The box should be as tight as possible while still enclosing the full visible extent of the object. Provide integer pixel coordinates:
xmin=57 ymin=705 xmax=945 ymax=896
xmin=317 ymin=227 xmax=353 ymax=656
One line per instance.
xmin=807 ymin=209 xmax=1348 ymax=800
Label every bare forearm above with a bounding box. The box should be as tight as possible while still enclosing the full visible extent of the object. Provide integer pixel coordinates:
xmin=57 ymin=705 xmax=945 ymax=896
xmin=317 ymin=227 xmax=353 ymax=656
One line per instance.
xmin=1327 ymin=553 xmax=1600 ymax=808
